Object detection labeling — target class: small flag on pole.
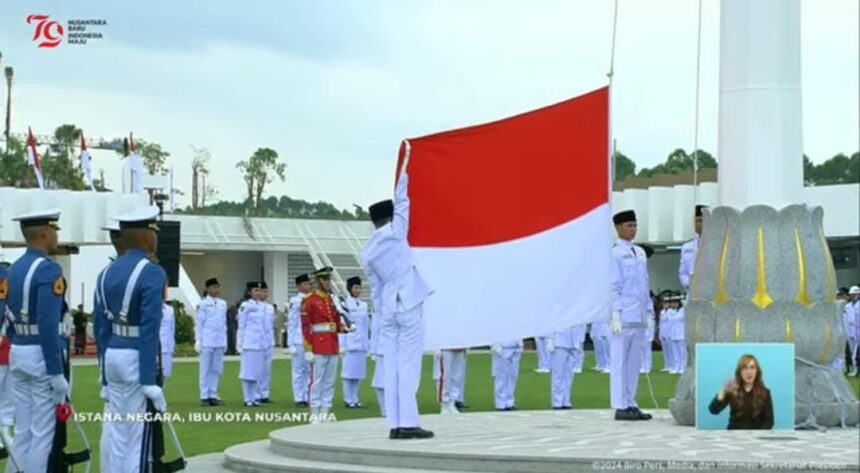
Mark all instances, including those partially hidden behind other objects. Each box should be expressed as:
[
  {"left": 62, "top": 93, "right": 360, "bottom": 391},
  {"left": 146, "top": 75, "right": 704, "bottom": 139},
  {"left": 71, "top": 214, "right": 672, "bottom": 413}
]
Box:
[
  {"left": 168, "top": 166, "right": 175, "bottom": 211},
  {"left": 80, "top": 132, "right": 95, "bottom": 191},
  {"left": 26, "top": 127, "right": 45, "bottom": 189}
]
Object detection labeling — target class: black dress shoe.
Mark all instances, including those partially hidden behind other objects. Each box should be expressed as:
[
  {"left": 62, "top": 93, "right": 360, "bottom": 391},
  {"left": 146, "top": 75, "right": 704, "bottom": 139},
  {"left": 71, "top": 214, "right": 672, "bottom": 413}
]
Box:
[
  {"left": 389, "top": 428, "right": 400, "bottom": 439},
  {"left": 259, "top": 398, "right": 272, "bottom": 404},
  {"left": 614, "top": 408, "right": 640, "bottom": 421},
  {"left": 201, "top": 399, "right": 212, "bottom": 407},
  {"left": 396, "top": 427, "right": 434, "bottom": 439},
  {"left": 295, "top": 401, "right": 309, "bottom": 408},
  {"left": 455, "top": 401, "right": 469, "bottom": 410},
  {"left": 209, "top": 398, "right": 223, "bottom": 406},
  {"left": 507, "top": 406, "right": 518, "bottom": 411},
  {"left": 352, "top": 402, "right": 365, "bottom": 409},
  {"left": 561, "top": 406, "right": 572, "bottom": 410},
  {"left": 630, "top": 407, "right": 652, "bottom": 420}
]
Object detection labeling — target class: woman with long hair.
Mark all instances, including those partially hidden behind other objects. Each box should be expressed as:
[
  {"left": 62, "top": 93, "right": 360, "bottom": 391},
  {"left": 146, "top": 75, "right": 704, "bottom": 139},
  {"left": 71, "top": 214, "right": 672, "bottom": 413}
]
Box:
[{"left": 708, "top": 353, "right": 774, "bottom": 429}]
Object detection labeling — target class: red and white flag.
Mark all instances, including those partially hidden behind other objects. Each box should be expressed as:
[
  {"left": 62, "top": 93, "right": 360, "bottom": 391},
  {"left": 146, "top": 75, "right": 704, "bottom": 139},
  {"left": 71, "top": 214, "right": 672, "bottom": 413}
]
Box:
[
  {"left": 26, "top": 127, "right": 45, "bottom": 189},
  {"left": 80, "top": 132, "right": 95, "bottom": 191},
  {"left": 398, "top": 87, "right": 612, "bottom": 349}
]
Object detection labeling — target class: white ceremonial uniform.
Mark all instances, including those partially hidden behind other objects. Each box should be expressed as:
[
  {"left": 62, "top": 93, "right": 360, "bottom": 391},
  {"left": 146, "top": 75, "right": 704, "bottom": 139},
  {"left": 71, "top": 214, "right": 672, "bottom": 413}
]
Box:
[
  {"left": 671, "top": 306, "right": 687, "bottom": 373},
  {"left": 341, "top": 296, "right": 369, "bottom": 406},
  {"left": 361, "top": 171, "right": 433, "bottom": 430},
  {"left": 369, "top": 310, "right": 385, "bottom": 416},
  {"left": 610, "top": 239, "right": 651, "bottom": 410},
  {"left": 195, "top": 295, "right": 227, "bottom": 401},
  {"left": 258, "top": 302, "right": 276, "bottom": 400},
  {"left": 842, "top": 299, "right": 859, "bottom": 371},
  {"left": 491, "top": 340, "right": 522, "bottom": 410},
  {"left": 550, "top": 327, "right": 579, "bottom": 408},
  {"left": 571, "top": 325, "right": 586, "bottom": 373},
  {"left": 658, "top": 307, "right": 674, "bottom": 372},
  {"left": 160, "top": 303, "right": 175, "bottom": 379},
  {"left": 589, "top": 321, "right": 610, "bottom": 372},
  {"left": 237, "top": 299, "right": 267, "bottom": 404},
  {"left": 535, "top": 334, "right": 551, "bottom": 372},
  {"left": 640, "top": 310, "right": 655, "bottom": 373},
  {"left": 433, "top": 349, "right": 466, "bottom": 408},
  {"left": 287, "top": 293, "right": 310, "bottom": 403},
  {"left": 678, "top": 237, "right": 699, "bottom": 295}
]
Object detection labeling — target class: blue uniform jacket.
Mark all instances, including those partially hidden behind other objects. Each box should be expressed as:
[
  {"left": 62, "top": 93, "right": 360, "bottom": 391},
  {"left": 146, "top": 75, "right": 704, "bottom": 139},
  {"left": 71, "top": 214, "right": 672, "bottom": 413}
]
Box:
[
  {"left": 101, "top": 248, "right": 166, "bottom": 386},
  {"left": 6, "top": 248, "right": 65, "bottom": 376}
]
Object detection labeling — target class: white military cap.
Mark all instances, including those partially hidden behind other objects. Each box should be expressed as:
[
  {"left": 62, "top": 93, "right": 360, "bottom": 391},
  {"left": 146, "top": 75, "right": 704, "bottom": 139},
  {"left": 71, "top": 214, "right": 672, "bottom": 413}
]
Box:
[
  {"left": 113, "top": 206, "right": 160, "bottom": 231},
  {"left": 12, "top": 208, "right": 61, "bottom": 229},
  {"left": 850, "top": 286, "right": 860, "bottom": 295},
  {"left": 101, "top": 220, "right": 121, "bottom": 232}
]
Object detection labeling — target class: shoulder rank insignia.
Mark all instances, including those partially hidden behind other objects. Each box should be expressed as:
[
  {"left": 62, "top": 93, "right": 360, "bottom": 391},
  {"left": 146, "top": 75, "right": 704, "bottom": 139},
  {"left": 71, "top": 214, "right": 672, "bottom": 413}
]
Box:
[
  {"left": 53, "top": 276, "right": 66, "bottom": 296},
  {"left": 0, "top": 278, "right": 7, "bottom": 300}
]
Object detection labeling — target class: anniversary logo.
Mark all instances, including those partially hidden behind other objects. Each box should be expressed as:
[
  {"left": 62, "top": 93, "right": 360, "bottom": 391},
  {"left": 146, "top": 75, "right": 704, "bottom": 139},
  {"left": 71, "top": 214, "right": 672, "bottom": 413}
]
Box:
[{"left": 27, "top": 14, "right": 107, "bottom": 48}]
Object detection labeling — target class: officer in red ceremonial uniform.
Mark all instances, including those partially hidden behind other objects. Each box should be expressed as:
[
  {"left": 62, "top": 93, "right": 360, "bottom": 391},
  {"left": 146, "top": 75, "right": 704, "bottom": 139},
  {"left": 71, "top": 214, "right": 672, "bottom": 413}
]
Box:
[
  {"left": 301, "top": 267, "right": 353, "bottom": 422},
  {"left": 0, "top": 261, "right": 13, "bottom": 444}
]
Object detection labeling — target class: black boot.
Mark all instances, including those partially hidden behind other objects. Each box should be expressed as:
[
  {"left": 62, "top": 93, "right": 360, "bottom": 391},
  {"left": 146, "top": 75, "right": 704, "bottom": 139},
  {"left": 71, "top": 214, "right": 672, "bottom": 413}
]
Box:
[
  {"left": 396, "top": 427, "right": 435, "bottom": 439},
  {"left": 388, "top": 428, "right": 400, "bottom": 439},
  {"left": 614, "top": 408, "right": 640, "bottom": 421}
]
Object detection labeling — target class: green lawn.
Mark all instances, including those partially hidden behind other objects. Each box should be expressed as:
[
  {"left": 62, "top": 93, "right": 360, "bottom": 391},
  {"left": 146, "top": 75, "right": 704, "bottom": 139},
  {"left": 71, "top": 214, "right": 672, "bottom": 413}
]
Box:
[{"left": 2, "top": 352, "right": 859, "bottom": 471}]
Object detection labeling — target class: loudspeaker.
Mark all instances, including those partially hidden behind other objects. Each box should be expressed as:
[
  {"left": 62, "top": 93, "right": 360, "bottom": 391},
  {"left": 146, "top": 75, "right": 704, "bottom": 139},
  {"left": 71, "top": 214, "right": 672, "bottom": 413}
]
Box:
[{"left": 156, "top": 220, "right": 181, "bottom": 287}]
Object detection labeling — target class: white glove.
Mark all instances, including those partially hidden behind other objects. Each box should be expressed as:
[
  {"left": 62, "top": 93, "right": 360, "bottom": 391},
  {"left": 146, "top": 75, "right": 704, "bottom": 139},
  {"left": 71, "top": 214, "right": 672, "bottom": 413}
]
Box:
[
  {"left": 369, "top": 353, "right": 376, "bottom": 361},
  {"left": 339, "top": 345, "right": 346, "bottom": 356},
  {"left": 194, "top": 341, "right": 201, "bottom": 353},
  {"left": 142, "top": 385, "right": 167, "bottom": 412},
  {"left": 546, "top": 339, "right": 556, "bottom": 353},
  {"left": 491, "top": 344, "right": 502, "bottom": 355},
  {"left": 304, "top": 351, "right": 315, "bottom": 362},
  {"left": 50, "top": 375, "right": 69, "bottom": 405},
  {"left": 346, "top": 324, "right": 357, "bottom": 333},
  {"left": 237, "top": 346, "right": 243, "bottom": 355},
  {"left": 288, "top": 345, "right": 297, "bottom": 355},
  {"left": 100, "top": 386, "right": 109, "bottom": 401},
  {"left": 610, "top": 311, "right": 622, "bottom": 335}
]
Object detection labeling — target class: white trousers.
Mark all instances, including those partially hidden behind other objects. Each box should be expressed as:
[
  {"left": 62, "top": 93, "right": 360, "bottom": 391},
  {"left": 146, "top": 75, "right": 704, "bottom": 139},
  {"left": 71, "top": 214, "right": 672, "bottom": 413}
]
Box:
[
  {"left": 199, "top": 347, "right": 225, "bottom": 400},
  {"left": 104, "top": 348, "right": 148, "bottom": 473},
  {"left": 372, "top": 355, "right": 385, "bottom": 416},
  {"left": 572, "top": 346, "right": 585, "bottom": 371},
  {"left": 535, "top": 337, "right": 550, "bottom": 371},
  {"left": 161, "top": 352, "right": 173, "bottom": 379},
  {"left": 609, "top": 327, "right": 644, "bottom": 410},
  {"left": 259, "top": 347, "right": 274, "bottom": 399},
  {"left": 381, "top": 304, "right": 424, "bottom": 429},
  {"left": 435, "top": 350, "right": 465, "bottom": 403},
  {"left": 290, "top": 344, "right": 310, "bottom": 403},
  {"left": 99, "top": 391, "right": 116, "bottom": 473},
  {"left": 640, "top": 329, "right": 653, "bottom": 372},
  {"left": 491, "top": 350, "right": 520, "bottom": 409},
  {"left": 550, "top": 348, "right": 575, "bottom": 408},
  {"left": 660, "top": 334, "right": 674, "bottom": 371},
  {"left": 672, "top": 339, "right": 687, "bottom": 372},
  {"left": 309, "top": 354, "right": 338, "bottom": 409},
  {"left": 7, "top": 345, "right": 54, "bottom": 473},
  {"left": 0, "top": 364, "right": 14, "bottom": 426},
  {"left": 593, "top": 337, "right": 610, "bottom": 370}
]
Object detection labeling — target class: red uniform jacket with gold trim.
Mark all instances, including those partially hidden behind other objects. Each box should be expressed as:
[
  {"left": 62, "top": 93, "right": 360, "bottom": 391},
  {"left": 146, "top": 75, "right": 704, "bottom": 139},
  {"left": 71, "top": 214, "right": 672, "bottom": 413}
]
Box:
[{"left": 301, "top": 290, "right": 344, "bottom": 355}]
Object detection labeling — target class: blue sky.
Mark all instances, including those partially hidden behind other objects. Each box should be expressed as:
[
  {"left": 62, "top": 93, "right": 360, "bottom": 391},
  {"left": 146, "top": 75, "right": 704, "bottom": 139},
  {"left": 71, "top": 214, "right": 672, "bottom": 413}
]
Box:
[{"left": 0, "top": 1, "right": 857, "bottom": 210}]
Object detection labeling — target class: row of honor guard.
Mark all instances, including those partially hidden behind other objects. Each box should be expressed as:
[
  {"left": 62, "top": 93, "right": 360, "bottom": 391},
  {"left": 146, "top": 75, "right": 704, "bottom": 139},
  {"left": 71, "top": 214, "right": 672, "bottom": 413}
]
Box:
[{"left": 0, "top": 206, "right": 183, "bottom": 473}]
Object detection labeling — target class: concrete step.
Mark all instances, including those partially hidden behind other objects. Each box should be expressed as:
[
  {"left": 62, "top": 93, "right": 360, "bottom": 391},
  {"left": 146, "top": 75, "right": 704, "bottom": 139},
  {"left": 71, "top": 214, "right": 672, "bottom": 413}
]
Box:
[{"left": 212, "top": 440, "right": 473, "bottom": 473}]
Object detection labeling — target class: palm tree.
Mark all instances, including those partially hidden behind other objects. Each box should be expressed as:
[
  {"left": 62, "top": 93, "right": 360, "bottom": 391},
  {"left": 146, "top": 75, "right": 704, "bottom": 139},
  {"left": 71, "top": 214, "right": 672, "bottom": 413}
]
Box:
[
  {"left": 54, "top": 124, "right": 82, "bottom": 167},
  {"left": 5, "top": 66, "right": 13, "bottom": 152}
]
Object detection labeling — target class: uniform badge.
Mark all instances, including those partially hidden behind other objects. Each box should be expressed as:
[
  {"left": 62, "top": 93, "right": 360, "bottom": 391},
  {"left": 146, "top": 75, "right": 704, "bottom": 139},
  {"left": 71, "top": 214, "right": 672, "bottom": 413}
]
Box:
[
  {"left": 0, "top": 278, "right": 7, "bottom": 300},
  {"left": 53, "top": 276, "right": 66, "bottom": 296}
]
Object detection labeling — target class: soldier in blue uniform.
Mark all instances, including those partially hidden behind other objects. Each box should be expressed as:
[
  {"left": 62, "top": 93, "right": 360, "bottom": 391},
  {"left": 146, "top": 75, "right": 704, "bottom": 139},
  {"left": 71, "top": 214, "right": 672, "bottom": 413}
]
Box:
[
  {"left": 97, "top": 206, "right": 168, "bottom": 473},
  {"left": 4, "top": 209, "right": 68, "bottom": 473},
  {"left": 93, "top": 218, "right": 127, "bottom": 471}
]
